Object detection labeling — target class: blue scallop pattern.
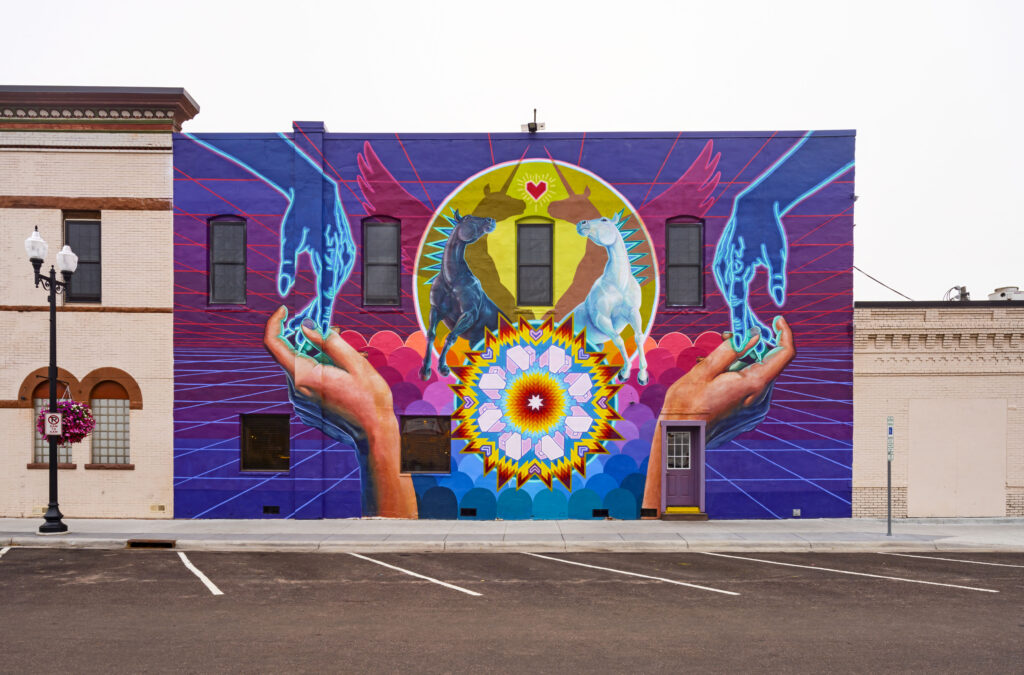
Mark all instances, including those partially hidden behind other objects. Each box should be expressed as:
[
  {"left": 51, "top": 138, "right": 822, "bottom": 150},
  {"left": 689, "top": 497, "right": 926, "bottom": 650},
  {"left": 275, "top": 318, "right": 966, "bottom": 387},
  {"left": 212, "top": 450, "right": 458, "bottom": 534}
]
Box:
[
  {"left": 584, "top": 473, "right": 619, "bottom": 498},
  {"left": 419, "top": 486, "right": 458, "bottom": 519},
  {"left": 532, "top": 490, "right": 569, "bottom": 519},
  {"left": 602, "top": 454, "right": 639, "bottom": 482},
  {"left": 437, "top": 472, "right": 474, "bottom": 501},
  {"left": 621, "top": 472, "right": 647, "bottom": 504},
  {"left": 459, "top": 488, "right": 497, "bottom": 520},
  {"left": 604, "top": 487, "right": 639, "bottom": 519},
  {"left": 496, "top": 490, "right": 532, "bottom": 520},
  {"left": 567, "top": 489, "right": 603, "bottom": 519}
]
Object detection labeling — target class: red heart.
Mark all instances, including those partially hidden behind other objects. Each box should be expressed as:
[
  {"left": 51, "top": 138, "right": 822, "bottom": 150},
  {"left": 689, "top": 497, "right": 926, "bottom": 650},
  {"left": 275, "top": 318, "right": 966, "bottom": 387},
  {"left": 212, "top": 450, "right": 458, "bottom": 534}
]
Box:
[{"left": 525, "top": 180, "right": 547, "bottom": 199}]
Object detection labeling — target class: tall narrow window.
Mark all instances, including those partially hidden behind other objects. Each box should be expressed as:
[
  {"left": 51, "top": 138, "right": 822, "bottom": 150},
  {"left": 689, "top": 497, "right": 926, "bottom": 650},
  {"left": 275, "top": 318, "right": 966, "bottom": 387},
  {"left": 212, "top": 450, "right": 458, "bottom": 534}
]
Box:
[
  {"left": 666, "top": 218, "right": 704, "bottom": 307},
  {"left": 240, "top": 414, "right": 290, "bottom": 472},
  {"left": 517, "top": 220, "right": 553, "bottom": 306},
  {"left": 90, "top": 381, "right": 130, "bottom": 465},
  {"left": 65, "top": 215, "right": 101, "bottom": 303},
  {"left": 209, "top": 218, "right": 247, "bottom": 304},
  {"left": 32, "top": 381, "right": 71, "bottom": 464},
  {"left": 363, "top": 218, "right": 401, "bottom": 306}
]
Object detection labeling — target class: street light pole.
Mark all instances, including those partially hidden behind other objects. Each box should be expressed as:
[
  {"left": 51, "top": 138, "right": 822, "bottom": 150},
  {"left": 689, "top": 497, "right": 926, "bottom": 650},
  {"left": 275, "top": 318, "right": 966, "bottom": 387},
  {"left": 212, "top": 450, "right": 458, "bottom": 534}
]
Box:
[
  {"left": 25, "top": 227, "right": 77, "bottom": 535},
  {"left": 40, "top": 263, "right": 67, "bottom": 534}
]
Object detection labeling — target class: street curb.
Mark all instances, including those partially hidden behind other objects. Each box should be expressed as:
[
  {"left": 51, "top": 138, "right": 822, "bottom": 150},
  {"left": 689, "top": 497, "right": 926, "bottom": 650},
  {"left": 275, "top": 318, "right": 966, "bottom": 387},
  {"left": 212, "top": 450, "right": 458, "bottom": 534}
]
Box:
[{"left": 3, "top": 537, "right": 1023, "bottom": 554}]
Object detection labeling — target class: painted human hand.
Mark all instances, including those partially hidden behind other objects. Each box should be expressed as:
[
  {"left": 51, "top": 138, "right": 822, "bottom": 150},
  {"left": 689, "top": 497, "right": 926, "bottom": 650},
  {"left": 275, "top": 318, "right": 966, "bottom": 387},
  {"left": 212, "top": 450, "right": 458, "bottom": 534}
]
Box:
[
  {"left": 713, "top": 198, "right": 787, "bottom": 356},
  {"left": 263, "top": 306, "right": 416, "bottom": 517},
  {"left": 264, "top": 306, "right": 393, "bottom": 439},
  {"left": 661, "top": 316, "right": 795, "bottom": 436}
]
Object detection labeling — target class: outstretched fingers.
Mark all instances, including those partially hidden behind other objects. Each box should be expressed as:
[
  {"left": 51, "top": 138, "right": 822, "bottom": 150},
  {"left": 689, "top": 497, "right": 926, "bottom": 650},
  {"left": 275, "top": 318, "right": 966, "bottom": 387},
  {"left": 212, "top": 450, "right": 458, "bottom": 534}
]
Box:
[
  {"left": 264, "top": 306, "right": 296, "bottom": 375},
  {"left": 740, "top": 316, "right": 796, "bottom": 391},
  {"left": 300, "top": 324, "right": 366, "bottom": 377},
  {"left": 264, "top": 307, "right": 324, "bottom": 396},
  {"left": 700, "top": 332, "right": 760, "bottom": 379}
]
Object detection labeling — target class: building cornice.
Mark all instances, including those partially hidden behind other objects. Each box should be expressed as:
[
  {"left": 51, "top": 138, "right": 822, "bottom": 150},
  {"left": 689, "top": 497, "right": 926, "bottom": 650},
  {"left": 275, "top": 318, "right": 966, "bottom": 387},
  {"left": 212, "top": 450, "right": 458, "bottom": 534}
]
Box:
[{"left": 0, "top": 86, "right": 199, "bottom": 132}]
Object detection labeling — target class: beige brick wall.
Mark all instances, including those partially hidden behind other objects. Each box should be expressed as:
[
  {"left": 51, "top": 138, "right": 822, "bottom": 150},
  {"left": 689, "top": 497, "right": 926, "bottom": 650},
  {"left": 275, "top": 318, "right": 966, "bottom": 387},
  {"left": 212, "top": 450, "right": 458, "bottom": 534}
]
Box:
[
  {"left": 0, "top": 149, "right": 171, "bottom": 199},
  {"left": 1, "top": 127, "right": 174, "bottom": 519},
  {"left": 854, "top": 305, "right": 1024, "bottom": 518},
  {"left": 852, "top": 487, "right": 907, "bottom": 518},
  {"left": 1, "top": 208, "right": 172, "bottom": 308}
]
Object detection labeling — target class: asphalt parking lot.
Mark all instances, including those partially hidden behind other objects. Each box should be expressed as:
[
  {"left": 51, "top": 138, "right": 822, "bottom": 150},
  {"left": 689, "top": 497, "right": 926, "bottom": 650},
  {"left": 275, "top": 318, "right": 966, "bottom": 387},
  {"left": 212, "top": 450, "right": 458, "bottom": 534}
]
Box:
[{"left": 2, "top": 548, "right": 1023, "bottom": 673}]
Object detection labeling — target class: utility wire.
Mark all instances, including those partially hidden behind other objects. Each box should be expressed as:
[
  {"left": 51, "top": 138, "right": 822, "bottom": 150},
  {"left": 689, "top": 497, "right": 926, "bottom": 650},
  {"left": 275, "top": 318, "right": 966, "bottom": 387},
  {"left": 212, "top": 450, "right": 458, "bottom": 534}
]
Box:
[{"left": 853, "top": 265, "right": 914, "bottom": 301}]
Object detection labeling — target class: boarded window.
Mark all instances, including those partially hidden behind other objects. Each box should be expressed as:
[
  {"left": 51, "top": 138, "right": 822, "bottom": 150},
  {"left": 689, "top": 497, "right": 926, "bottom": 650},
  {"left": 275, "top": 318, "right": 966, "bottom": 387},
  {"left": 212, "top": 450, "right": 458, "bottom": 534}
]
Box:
[
  {"left": 400, "top": 415, "right": 451, "bottom": 473},
  {"left": 90, "top": 380, "right": 130, "bottom": 464},
  {"left": 666, "top": 219, "right": 704, "bottom": 306},
  {"left": 65, "top": 217, "right": 101, "bottom": 302},
  {"left": 363, "top": 218, "right": 401, "bottom": 306},
  {"left": 517, "top": 220, "right": 553, "bottom": 306},
  {"left": 209, "top": 218, "right": 247, "bottom": 304},
  {"left": 240, "top": 414, "right": 290, "bottom": 472}
]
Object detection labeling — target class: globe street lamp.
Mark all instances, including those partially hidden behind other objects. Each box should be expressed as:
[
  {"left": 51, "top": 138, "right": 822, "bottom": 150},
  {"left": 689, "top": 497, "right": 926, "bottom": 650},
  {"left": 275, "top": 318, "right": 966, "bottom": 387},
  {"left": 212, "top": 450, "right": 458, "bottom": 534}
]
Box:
[{"left": 24, "top": 226, "right": 78, "bottom": 534}]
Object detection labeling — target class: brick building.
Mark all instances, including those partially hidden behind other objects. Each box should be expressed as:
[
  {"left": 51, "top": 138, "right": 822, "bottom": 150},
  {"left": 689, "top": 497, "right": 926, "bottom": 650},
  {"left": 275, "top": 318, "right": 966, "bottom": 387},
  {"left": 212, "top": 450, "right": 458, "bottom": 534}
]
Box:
[
  {"left": 0, "top": 86, "right": 197, "bottom": 518},
  {"left": 853, "top": 301, "right": 1024, "bottom": 517}
]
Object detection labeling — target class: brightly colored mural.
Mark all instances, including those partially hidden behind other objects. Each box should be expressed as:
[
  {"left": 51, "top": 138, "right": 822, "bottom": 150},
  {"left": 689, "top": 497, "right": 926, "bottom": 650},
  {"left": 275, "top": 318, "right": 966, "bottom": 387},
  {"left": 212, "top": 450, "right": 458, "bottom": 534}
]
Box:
[{"left": 173, "top": 126, "right": 855, "bottom": 520}]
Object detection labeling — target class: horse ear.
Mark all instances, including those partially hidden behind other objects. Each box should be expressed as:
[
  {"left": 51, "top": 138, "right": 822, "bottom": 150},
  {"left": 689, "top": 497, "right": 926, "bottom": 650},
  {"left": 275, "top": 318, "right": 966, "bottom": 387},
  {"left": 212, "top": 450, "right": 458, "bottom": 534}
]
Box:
[
  {"left": 583, "top": 185, "right": 591, "bottom": 197},
  {"left": 483, "top": 184, "right": 492, "bottom": 195}
]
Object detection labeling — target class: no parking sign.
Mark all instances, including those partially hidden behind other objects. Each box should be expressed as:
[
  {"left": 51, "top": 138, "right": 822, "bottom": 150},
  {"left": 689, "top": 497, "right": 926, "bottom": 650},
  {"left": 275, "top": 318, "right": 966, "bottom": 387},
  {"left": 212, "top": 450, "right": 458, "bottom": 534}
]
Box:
[{"left": 44, "top": 411, "right": 62, "bottom": 436}]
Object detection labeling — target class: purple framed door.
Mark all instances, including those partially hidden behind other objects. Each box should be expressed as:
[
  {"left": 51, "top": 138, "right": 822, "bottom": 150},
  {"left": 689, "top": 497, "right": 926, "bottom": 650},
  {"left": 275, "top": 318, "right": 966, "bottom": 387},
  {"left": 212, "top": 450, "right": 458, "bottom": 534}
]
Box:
[{"left": 660, "top": 421, "right": 705, "bottom": 512}]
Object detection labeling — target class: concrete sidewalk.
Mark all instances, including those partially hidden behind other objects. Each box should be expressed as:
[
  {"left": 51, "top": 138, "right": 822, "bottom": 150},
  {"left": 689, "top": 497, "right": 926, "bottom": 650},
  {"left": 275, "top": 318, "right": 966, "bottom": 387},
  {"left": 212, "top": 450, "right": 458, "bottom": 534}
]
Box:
[{"left": 3, "top": 517, "right": 1024, "bottom": 553}]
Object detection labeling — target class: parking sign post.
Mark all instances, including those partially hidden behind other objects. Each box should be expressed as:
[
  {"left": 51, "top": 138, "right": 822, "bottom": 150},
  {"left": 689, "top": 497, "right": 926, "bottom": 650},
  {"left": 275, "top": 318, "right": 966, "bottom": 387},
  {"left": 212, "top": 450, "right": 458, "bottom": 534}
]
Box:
[{"left": 886, "top": 416, "right": 894, "bottom": 537}]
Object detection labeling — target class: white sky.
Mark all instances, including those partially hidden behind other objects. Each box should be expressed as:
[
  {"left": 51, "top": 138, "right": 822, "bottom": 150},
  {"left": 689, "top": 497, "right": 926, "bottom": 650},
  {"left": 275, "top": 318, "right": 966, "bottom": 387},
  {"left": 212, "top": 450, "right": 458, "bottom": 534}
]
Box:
[{"left": 3, "top": 0, "right": 1021, "bottom": 301}]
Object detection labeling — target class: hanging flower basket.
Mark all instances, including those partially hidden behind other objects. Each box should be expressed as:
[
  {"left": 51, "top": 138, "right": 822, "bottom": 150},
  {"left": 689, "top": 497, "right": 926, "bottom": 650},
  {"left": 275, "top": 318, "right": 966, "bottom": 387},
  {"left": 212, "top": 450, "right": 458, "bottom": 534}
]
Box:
[{"left": 36, "top": 400, "right": 95, "bottom": 445}]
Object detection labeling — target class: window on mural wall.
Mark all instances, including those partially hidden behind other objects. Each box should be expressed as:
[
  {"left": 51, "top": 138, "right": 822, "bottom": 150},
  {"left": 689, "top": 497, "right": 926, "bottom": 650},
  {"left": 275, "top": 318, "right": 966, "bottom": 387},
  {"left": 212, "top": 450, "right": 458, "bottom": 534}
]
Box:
[
  {"left": 399, "top": 415, "right": 451, "bottom": 474},
  {"left": 209, "top": 218, "right": 247, "bottom": 304},
  {"left": 517, "top": 219, "right": 553, "bottom": 306},
  {"left": 363, "top": 218, "right": 401, "bottom": 306},
  {"left": 240, "top": 414, "right": 290, "bottom": 472},
  {"left": 64, "top": 215, "right": 101, "bottom": 303},
  {"left": 665, "top": 218, "right": 704, "bottom": 307}
]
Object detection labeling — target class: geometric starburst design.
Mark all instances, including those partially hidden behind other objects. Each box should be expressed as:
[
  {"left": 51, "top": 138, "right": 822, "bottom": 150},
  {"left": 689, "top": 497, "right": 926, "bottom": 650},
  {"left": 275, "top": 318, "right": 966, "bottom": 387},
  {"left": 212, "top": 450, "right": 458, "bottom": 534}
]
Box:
[{"left": 450, "top": 316, "right": 624, "bottom": 491}]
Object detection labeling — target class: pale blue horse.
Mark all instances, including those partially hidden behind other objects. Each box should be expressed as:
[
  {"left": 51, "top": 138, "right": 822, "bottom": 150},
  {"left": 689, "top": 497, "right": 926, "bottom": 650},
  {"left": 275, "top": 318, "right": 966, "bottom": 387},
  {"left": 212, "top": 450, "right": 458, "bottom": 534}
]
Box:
[{"left": 570, "top": 212, "right": 649, "bottom": 384}]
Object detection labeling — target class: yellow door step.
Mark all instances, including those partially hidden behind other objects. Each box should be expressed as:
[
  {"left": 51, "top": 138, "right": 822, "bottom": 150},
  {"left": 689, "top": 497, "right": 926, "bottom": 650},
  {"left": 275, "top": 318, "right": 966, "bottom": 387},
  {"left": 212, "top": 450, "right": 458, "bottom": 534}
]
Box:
[{"left": 665, "top": 506, "right": 701, "bottom": 514}]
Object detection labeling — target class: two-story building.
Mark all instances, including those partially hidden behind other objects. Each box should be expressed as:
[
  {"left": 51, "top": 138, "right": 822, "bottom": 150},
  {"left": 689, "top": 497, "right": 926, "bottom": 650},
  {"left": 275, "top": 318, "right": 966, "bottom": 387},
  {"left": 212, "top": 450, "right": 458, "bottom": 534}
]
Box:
[{"left": 0, "top": 86, "right": 197, "bottom": 518}]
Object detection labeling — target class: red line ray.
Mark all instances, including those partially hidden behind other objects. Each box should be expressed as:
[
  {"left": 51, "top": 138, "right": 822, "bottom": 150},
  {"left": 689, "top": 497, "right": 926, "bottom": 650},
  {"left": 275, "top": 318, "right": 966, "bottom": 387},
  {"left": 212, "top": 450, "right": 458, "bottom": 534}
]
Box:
[
  {"left": 706, "top": 132, "right": 779, "bottom": 210},
  {"left": 639, "top": 131, "right": 682, "bottom": 208},
  {"left": 394, "top": 133, "right": 436, "bottom": 211},
  {"left": 173, "top": 167, "right": 281, "bottom": 238}
]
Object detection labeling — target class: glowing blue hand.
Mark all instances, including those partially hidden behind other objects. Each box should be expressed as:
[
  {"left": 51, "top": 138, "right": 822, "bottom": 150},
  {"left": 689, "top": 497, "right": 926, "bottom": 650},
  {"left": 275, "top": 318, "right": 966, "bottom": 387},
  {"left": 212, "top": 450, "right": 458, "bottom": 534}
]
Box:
[
  {"left": 713, "top": 131, "right": 855, "bottom": 355},
  {"left": 185, "top": 133, "right": 357, "bottom": 352}
]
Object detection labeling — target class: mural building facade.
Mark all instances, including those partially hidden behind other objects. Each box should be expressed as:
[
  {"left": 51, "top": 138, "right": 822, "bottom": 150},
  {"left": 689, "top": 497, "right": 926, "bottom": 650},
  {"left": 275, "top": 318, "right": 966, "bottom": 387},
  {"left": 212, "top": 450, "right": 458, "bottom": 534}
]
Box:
[{"left": 172, "top": 124, "right": 856, "bottom": 520}]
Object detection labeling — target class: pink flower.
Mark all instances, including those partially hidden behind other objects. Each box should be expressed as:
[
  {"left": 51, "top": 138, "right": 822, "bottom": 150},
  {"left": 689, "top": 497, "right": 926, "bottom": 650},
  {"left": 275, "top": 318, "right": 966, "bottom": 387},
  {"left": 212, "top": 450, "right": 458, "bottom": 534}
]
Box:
[{"left": 36, "top": 399, "right": 95, "bottom": 445}]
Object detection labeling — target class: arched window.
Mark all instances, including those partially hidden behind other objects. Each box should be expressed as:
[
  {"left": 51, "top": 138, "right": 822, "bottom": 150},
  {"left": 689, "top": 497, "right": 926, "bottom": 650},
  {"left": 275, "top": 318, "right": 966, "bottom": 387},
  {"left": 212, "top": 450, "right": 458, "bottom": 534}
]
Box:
[
  {"left": 32, "top": 380, "right": 72, "bottom": 464},
  {"left": 90, "top": 380, "right": 130, "bottom": 465}
]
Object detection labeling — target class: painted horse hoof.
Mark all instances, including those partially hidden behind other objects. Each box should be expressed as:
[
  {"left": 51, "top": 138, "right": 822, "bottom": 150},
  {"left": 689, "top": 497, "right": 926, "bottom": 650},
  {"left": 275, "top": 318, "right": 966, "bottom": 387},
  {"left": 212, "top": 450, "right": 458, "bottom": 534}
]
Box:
[
  {"left": 419, "top": 366, "right": 432, "bottom": 382},
  {"left": 438, "top": 364, "right": 451, "bottom": 377},
  {"left": 637, "top": 371, "right": 649, "bottom": 386}
]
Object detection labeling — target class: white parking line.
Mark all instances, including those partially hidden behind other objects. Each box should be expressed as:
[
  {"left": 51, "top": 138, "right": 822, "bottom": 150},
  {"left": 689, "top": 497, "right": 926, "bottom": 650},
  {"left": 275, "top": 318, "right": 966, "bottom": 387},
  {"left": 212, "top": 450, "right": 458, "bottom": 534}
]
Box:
[
  {"left": 879, "top": 552, "right": 1024, "bottom": 569},
  {"left": 524, "top": 553, "right": 740, "bottom": 596},
  {"left": 348, "top": 553, "right": 482, "bottom": 597},
  {"left": 701, "top": 552, "right": 999, "bottom": 593},
  {"left": 0, "top": 546, "right": 9, "bottom": 560},
  {"left": 177, "top": 552, "right": 224, "bottom": 596}
]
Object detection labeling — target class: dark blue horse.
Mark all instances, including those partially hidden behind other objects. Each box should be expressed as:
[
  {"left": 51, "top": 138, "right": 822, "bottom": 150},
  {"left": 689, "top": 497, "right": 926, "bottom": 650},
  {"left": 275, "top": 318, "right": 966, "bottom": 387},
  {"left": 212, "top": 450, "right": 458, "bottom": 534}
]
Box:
[{"left": 420, "top": 211, "right": 504, "bottom": 379}]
